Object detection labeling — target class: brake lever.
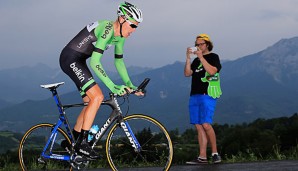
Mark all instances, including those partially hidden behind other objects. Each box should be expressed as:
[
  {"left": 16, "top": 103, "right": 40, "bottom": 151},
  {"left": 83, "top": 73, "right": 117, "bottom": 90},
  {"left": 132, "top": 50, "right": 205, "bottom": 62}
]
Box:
[{"left": 124, "top": 88, "right": 131, "bottom": 95}]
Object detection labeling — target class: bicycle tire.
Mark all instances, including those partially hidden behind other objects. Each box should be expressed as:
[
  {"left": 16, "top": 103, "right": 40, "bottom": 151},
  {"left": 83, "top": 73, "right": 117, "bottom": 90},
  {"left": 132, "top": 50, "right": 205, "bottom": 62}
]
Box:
[
  {"left": 106, "top": 114, "right": 173, "bottom": 171},
  {"left": 18, "top": 123, "right": 72, "bottom": 171}
]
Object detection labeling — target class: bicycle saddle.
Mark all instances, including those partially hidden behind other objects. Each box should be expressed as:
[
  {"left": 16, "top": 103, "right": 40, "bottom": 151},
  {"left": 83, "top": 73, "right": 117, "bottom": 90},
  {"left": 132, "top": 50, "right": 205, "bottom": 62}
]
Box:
[{"left": 40, "top": 82, "right": 65, "bottom": 90}]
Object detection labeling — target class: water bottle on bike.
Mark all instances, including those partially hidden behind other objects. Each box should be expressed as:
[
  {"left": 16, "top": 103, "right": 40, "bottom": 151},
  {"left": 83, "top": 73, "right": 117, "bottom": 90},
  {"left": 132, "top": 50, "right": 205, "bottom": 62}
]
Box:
[{"left": 88, "top": 125, "right": 99, "bottom": 142}]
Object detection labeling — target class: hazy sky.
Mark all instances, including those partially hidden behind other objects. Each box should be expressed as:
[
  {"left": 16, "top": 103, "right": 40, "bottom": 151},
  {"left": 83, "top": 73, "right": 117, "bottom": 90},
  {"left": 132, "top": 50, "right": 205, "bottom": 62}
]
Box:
[{"left": 1, "top": 0, "right": 298, "bottom": 70}]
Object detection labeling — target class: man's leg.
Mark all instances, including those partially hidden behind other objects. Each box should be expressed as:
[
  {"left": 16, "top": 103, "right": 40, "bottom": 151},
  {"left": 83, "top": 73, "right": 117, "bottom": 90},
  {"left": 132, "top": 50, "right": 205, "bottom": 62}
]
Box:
[
  {"left": 196, "top": 124, "right": 208, "bottom": 158},
  {"left": 75, "top": 85, "right": 103, "bottom": 159}
]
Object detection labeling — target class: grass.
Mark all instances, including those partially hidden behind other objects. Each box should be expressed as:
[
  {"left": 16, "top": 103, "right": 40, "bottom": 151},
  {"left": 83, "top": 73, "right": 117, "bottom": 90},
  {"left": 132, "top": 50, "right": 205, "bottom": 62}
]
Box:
[
  {"left": 0, "top": 131, "right": 14, "bottom": 137},
  {"left": 172, "top": 142, "right": 298, "bottom": 165},
  {"left": 224, "top": 144, "right": 298, "bottom": 163}
]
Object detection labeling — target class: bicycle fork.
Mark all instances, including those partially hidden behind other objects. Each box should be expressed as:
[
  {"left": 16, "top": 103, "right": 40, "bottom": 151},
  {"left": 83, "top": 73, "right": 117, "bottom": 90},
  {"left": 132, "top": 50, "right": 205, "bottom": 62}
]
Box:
[{"left": 120, "top": 121, "right": 142, "bottom": 152}]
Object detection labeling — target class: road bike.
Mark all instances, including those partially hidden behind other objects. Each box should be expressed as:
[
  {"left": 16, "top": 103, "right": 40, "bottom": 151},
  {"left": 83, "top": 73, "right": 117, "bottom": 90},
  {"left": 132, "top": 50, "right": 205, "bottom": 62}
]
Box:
[{"left": 18, "top": 78, "right": 173, "bottom": 170}]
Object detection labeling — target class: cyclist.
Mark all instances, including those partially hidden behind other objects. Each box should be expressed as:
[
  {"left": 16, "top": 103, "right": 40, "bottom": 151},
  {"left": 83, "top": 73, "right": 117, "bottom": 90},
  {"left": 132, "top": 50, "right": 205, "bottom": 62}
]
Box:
[{"left": 59, "top": 2, "right": 144, "bottom": 159}]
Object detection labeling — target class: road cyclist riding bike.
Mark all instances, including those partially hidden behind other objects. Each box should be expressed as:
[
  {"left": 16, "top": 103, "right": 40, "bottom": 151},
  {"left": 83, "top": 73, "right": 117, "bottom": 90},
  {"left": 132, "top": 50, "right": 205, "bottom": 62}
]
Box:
[
  {"left": 18, "top": 2, "right": 174, "bottom": 170},
  {"left": 18, "top": 78, "right": 174, "bottom": 170},
  {"left": 59, "top": 1, "right": 143, "bottom": 159}
]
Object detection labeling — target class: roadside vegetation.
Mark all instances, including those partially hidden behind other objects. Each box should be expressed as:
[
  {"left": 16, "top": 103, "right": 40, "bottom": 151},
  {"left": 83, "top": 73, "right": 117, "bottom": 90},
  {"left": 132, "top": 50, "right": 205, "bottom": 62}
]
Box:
[
  {"left": 1, "top": 113, "right": 297, "bottom": 170},
  {"left": 172, "top": 113, "right": 298, "bottom": 164}
]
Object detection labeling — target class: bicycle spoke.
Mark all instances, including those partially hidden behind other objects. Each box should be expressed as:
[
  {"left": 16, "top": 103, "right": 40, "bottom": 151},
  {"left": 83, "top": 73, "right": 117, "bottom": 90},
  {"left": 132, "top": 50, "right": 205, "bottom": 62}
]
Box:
[
  {"left": 139, "top": 134, "right": 154, "bottom": 148},
  {"left": 106, "top": 114, "right": 173, "bottom": 170}
]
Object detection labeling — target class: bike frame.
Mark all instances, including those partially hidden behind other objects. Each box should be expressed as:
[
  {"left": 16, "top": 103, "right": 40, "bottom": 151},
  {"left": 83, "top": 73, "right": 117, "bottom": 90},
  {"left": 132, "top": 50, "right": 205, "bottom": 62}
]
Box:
[
  {"left": 89, "top": 93, "right": 141, "bottom": 151},
  {"left": 40, "top": 86, "right": 141, "bottom": 162}
]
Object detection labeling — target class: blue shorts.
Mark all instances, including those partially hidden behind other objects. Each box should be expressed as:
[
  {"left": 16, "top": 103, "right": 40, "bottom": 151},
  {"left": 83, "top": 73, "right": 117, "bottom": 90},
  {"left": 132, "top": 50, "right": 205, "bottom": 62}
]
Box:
[{"left": 189, "top": 94, "right": 217, "bottom": 124}]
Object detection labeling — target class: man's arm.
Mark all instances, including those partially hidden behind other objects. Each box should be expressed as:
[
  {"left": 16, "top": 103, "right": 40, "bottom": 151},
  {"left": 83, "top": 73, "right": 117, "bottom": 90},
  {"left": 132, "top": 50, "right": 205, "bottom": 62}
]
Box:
[
  {"left": 114, "top": 57, "right": 136, "bottom": 89},
  {"left": 114, "top": 38, "right": 137, "bottom": 90},
  {"left": 185, "top": 48, "right": 193, "bottom": 77},
  {"left": 90, "top": 51, "right": 116, "bottom": 90}
]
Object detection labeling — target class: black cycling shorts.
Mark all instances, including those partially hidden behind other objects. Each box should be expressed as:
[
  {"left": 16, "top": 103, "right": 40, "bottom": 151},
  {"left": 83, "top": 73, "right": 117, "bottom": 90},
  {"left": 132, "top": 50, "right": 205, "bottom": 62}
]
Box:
[{"left": 59, "top": 47, "right": 96, "bottom": 97}]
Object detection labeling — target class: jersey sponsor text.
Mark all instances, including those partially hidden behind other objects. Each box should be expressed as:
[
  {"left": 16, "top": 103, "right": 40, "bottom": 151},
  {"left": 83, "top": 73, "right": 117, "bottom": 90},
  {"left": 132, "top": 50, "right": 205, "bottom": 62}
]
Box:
[
  {"left": 77, "top": 34, "right": 93, "bottom": 49},
  {"left": 101, "top": 22, "right": 113, "bottom": 39},
  {"left": 70, "top": 62, "right": 85, "bottom": 83},
  {"left": 96, "top": 65, "right": 107, "bottom": 77}
]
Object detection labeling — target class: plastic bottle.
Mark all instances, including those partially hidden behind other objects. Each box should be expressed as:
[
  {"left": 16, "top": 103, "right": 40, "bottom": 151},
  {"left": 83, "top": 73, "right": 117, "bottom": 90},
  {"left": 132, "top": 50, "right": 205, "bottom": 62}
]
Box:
[{"left": 88, "top": 125, "right": 99, "bottom": 142}]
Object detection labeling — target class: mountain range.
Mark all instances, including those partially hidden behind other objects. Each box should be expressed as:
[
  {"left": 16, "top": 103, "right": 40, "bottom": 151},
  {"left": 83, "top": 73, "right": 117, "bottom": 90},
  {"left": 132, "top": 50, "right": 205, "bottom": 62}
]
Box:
[{"left": 1, "top": 36, "right": 298, "bottom": 132}]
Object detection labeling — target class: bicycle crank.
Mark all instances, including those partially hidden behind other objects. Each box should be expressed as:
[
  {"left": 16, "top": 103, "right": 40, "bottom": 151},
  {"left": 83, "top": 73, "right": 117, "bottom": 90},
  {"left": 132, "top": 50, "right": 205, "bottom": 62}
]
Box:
[{"left": 70, "top": 155, "right": 90, "bottom": 170}]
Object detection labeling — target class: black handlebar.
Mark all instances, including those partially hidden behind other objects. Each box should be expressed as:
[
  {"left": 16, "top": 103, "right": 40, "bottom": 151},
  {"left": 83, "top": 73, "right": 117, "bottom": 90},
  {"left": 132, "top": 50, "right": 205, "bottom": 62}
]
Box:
[
  {"left": 112, "top": 78, "right": 151, "bottom": 97},
  {"left": 137, "top": 78, "right": 150, "bottom": 92}
]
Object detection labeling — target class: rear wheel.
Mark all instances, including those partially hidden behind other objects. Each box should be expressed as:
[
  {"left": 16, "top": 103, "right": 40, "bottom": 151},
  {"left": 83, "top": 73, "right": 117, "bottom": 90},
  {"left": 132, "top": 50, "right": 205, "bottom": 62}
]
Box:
[
  {"left": 18, "top": 123, "right": 72, "bottom": 171},
  {"left": 106, "top": 114, "right": 173, "bottom": 171}
]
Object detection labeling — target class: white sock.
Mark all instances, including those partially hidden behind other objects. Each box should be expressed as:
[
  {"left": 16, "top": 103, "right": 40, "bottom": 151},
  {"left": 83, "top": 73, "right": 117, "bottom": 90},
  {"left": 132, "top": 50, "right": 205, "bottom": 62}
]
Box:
[
  {"left": 198, "top": 156, "right": 207, "bottom": 159},
  {"left": 212, "top": 153, "right": 218, "bottom": 156}
]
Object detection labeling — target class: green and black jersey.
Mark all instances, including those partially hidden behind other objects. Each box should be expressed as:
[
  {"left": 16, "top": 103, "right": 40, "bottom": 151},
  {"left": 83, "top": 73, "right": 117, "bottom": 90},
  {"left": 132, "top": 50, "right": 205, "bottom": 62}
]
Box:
[
  {"left": 60, "top": 20, "right": 133, "bottom": 97},
  {"left": 65, "top": 20, "right": 125, "bottom": 57}
]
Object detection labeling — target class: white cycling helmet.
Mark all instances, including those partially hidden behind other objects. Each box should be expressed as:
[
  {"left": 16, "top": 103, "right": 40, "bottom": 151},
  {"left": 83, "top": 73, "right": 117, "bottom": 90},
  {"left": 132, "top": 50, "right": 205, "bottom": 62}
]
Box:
[{"left": 117, "top": 2, "right": 143, "bottom": 23}]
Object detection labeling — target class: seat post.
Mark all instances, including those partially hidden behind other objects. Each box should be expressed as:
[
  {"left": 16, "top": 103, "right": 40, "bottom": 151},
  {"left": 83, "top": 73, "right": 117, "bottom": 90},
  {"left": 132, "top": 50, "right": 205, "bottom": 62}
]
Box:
[{"left": 50, "top": 88, "right": 64, "bottom": 115}]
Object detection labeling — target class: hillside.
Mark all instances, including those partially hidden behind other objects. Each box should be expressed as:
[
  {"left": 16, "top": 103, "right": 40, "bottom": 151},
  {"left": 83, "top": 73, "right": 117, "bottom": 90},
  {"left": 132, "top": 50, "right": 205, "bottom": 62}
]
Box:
[
  {"left": 0, "top": 63, "right": 74, "bottom": 104},
  {"left": 219, "top": 37, "right": 298, "bottom": 123}
]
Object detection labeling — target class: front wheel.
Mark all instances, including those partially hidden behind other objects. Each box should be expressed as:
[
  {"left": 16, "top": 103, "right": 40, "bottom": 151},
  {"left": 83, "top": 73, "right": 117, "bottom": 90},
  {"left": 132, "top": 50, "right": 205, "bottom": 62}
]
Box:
[
  {"left": 18, "top": 123, "right": 72, "bottom": 171},
  {"left": 106, "top": 114, "right": 173, "bottom": 171}
]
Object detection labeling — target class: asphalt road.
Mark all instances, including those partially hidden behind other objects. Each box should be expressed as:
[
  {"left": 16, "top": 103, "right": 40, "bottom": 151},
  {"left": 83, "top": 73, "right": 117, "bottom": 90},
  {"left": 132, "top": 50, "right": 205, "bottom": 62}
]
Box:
[{"left": 92, "top": 160, "right": 298, "bottom": 171}]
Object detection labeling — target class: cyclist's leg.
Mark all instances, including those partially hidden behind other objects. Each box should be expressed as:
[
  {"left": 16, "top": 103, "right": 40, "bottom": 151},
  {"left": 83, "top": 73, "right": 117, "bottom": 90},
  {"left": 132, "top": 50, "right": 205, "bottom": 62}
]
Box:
[
  {"left": 75, "top": 85, "right": 103, "bottom": 159},
  {"left": 59, "top": 47, "right": 101, "bottom": 159},
  {"left": 60, "top": 47, "right": 104, "bottom": 128},
  {"left": 81, "top": 85, "right": 104, "bottom": 130},
  {"left": 67, "top": 64, "right": 104, "bottom": 159},
  {"left": 73, "top": 96, "right": 89, "bottom": 132}
]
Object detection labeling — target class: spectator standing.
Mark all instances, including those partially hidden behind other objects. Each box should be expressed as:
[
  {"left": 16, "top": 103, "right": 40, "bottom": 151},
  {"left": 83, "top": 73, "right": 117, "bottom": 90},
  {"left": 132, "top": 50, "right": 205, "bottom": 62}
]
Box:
[{"left": 184, "top": 34, "right": 222, "bottom": 164}]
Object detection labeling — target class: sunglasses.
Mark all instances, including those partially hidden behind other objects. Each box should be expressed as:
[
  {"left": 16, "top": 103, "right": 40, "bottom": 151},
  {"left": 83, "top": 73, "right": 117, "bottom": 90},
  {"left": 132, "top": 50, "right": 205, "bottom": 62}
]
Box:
[
  {"left": 195, "top": 43, "right": 206, "bottom": 46},
  {"left": 126, "top": 19, "right": 138, "bottom": 28}
]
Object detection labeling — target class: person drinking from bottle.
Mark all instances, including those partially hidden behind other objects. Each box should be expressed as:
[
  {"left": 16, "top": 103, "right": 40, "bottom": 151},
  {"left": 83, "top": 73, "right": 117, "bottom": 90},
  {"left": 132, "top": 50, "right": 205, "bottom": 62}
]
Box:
[
  {"left": 59, "top": 2, "right": 144, "bottom": 159},
  {"left": 184, "top": 34, "right": 222, "bottom": 164}
]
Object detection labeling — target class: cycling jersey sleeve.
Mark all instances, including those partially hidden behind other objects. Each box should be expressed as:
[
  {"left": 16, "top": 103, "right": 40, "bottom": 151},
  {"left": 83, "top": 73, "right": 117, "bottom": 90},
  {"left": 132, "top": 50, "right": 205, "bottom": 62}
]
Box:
[
  {"left": 90, "top": 21, "right": 116, "bottom": 91},
  {"left": 112, "top": 38, "right": 135, "bottom": 89},
  {"left": 114, "top": 58, "right": 136, "bottom": 90},
  {"left": 90, "top": 53, "right": 115, "bottom": 90},
  {"left": 114, "top": 36, "right": 125, "bottom": 55}
]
